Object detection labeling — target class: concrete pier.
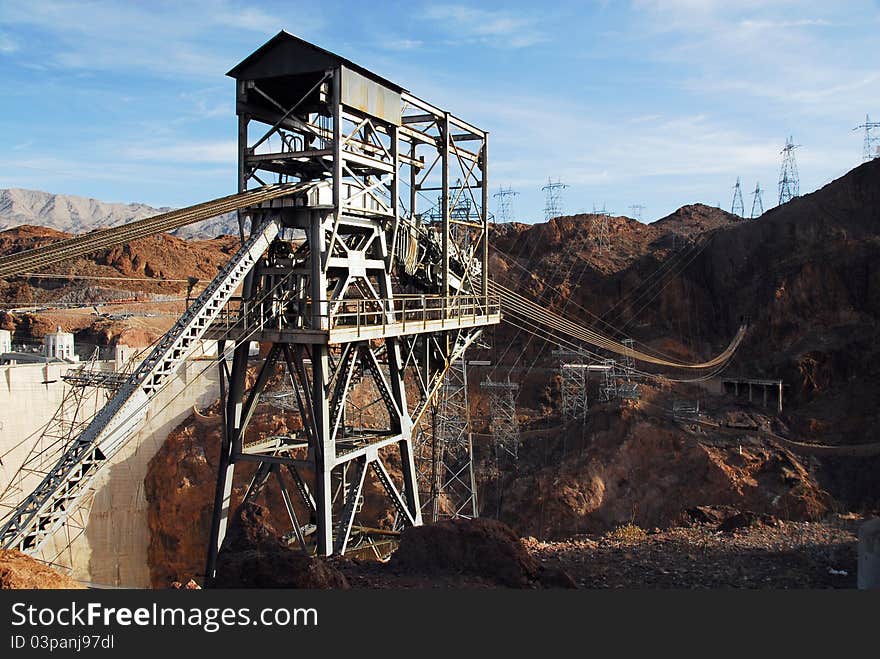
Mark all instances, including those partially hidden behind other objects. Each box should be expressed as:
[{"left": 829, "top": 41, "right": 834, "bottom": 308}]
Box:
[{"left": 858, "top": 517, "right": 880, "bottom": 589}]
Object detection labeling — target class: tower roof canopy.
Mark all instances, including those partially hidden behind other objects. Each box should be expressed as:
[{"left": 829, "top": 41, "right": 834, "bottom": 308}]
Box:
[{"left": 227, "top": 30, "right": 404, "bottom": 93}]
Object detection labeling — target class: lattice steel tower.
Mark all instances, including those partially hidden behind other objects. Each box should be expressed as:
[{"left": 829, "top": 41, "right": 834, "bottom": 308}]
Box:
[
  {"left": 778, "top": 136, "right": 801, "bottom": 205},
  {"left": 731, "top": 177, "right": 744, "bottom": 217},
  {"left": 629, "top": 204, "right": 646, "bottom": 222},
  {"left": 542, "top": 177, "right": 567, "bottom": 221},
  {"left": 553, "top": 349, "right": 588, "bottom": 420},
  {"left": 854, "top": 114, "right": 880, "bottom": 162},
  {"left": 482, "top": 378, "right": 519, "bottom": 464},
  {"left": 750, "top": 182, "right": 764, "bottom": 219},
  {"left": 493, "top": 186, "right": 519, "bottom": 223},
  {"left": 593, "top": 204, "right": 612, "bottom": 253},
  {"left": 418, "top": 358, "right": 480, "bottom": 521}
]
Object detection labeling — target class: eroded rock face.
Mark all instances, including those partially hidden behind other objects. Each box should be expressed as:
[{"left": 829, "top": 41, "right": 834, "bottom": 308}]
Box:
[{"left": 486, "top": 403, "right": 830, "bottom": 540}]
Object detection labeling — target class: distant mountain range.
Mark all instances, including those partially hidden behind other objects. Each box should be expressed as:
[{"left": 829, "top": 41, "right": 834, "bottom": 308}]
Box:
[{"left": 0, "top": 188, "right": 238, "bottom": 239}]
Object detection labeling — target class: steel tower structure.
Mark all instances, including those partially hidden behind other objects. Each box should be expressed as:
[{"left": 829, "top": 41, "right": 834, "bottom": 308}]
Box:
[
  {"left": 778, "top": 136, "right": 801, "bottom": 206},
  {"left": 731, "top": 177, "right": 744, "bottom": 217},
  {"left": 854, "top": 114, "right": 880, "bottom": 162},
  {"left": 750, "top": 182, "right": 763, "bottom": 219},
  {"left": 553, "top": 349, "right": 589, "bottom": 420},
  {"left": 204, "top": 32, "right": 500, "bottom": 576},
  {"left": 482, "top": 378, "right": 519, "bottom": 464},
  {"left": 493, "top": 187, "right": 519, "bottom": 223},
  {"left": 542, "top": 178, "right": 567, "bottom": 221},
  {"left": 425, "top": 358, "right": 480, "bottom": 520},
  {"left": 593, "top": 205, "right": 612, "bottom": 253}
]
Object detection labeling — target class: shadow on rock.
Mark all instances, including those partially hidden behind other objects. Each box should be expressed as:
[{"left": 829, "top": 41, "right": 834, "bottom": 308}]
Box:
[
  {"left": 214, "top": 502, "right": 349, "bottom": 589},
  {"left": 391, "top": 518, "right": 575, "bottom": 588}
]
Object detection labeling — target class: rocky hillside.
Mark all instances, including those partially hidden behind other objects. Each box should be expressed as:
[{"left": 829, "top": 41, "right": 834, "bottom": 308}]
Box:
[
  {"left": 4, "top": 161, "right": 878, "bottom": 587},
  {"left": 489, "top": 157, "right": 880, "bottom": 508},
  {"left": 0, "top": 188, "right": 238, "bottom": 239}
]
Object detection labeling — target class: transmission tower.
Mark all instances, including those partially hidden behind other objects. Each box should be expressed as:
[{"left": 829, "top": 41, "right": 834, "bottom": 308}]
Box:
[
  {"left": 493, "top": 186, "right": 519, "bottom": 223},
  {"left": 731, "top": 177, "right": 745, "bottom": 217},
  {"left": 853, "top": 114, "right": 880, "bottom": 162},
  {"left": 629, "top": 204, "right": 646, "bottom": 222},
  {"left": 542, "top": 177, "right": 568, "bottom": 221},
  {"left": 593, "top": 204, "right": 612, "bottom": 253},
  {"left": 599, "top": 358, "right": 619, "bottom": 402},
  {"left": 553, "top": 349, "right": 589, "bottom": 421},
  {"left": 481, "top": 378, "right": 520, "bottom": 465},
  {"left": 428, "top": 359, "right": 481, "bottom": 521},
  {"left": 618, "top": 338, "right": 639, "bottom": 400},
  {"left": 750, "top": 182, "right": 764, "bottom": 219},
  {"left": 778, "top": 136, "right": 801, "bottom": 206}
]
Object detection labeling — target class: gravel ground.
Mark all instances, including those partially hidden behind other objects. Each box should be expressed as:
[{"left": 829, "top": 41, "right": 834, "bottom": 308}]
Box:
[
  {"left": 522, "top": 514, "right": 862, "bottom": 589},
  {"left": 338, "top": 513, "right": 864, "bottom": 589}
]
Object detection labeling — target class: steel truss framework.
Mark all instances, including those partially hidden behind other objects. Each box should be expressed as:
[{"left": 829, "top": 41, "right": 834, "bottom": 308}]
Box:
[
  {"left": 778, "top": 136, "right": 800, "bottom": 206},
  {"left": 481, "top": 378, "right": 519, "bottom": 465},
  {"left": 593, "top": 206, "right": 612, "bottom": 253},
  {"left": 493, "top": 187, "right": 518, "bottom": 223},
  {"left": 431, "top": 359, "right": 479, "bottom": 521},
  {"left": 542, "top": 178, "right": 567, "bottom": 221},
  {"left": 205, "top": 33, "right": 498, "bottom": 577},
  {"left": 731, "top": 177, "right": 744, "bottom": 217},
  {"left": 553, "top": 349, "right": 589, "bottom": 420},
  {"left": 750, "top": 182, "right": 764, "bottom": 219}
]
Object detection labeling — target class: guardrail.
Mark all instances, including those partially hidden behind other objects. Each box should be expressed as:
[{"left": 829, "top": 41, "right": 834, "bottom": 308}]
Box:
[{"left": 208, "top": 293, "right": 500, "bottom": 337}]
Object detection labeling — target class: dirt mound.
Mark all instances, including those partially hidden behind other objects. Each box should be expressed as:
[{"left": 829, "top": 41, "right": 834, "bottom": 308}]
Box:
[
  {"left": 391, "top": 518, "right": 539, "bottom": 587},
  {"left": 213, "top": 503, "right": 349, "bottom": 589},
  {"left": 0, "top": 550, "right": 85, "bottom": 589}
]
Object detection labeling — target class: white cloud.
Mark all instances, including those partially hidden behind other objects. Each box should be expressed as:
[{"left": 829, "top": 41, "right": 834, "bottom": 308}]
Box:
[
  {"left": 123, "top": 140, "right": 237, "bottom": 164},
  {"left": 422, "top": 4, "right": 547, "bottom": 48},
  {"left": 0, "top": 32, "right": 17, "bottom": 52},
  {"left": 0, "top": 1, "right": 315, "bottom": 78},
  {"left": 213, "top": 6, "right": 280, "bottom": 33}
]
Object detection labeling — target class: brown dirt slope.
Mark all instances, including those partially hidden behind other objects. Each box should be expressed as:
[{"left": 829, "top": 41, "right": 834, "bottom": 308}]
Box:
[{"left": 0, "top": 550, "right": 85, "bottom": 589}]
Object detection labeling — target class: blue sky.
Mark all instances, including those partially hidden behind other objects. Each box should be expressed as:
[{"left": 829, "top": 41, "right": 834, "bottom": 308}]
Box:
[{"left": 0, "top": 0, "right": 878, "bottom": 223}]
